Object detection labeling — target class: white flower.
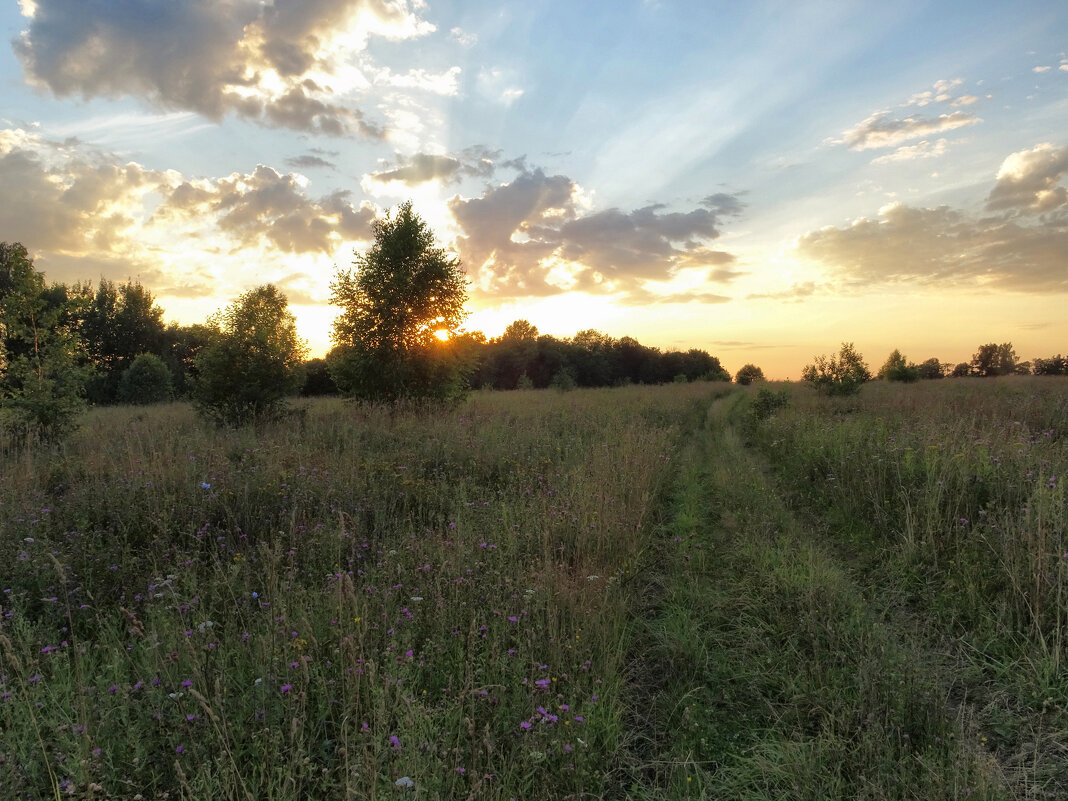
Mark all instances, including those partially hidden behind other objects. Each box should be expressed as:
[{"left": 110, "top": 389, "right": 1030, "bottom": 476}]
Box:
[{"left": 395, "top": 776, "right": 415, "bottom": 789}]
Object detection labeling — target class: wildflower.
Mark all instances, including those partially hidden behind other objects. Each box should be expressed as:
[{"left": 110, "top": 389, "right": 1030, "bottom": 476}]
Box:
[
  {"left": 390, "top": 735, "right": 401, "bottom": 749},
  {"left": 395, "top": 777, "right": 414, "bottom": 789},
  {"left": 175, "top": 745, "right": 184, "bottom": 754},
  {"left": 201, "top": 482, "right": 210, "bottom": 489},
  {"left": 281, "top": 684, "right": 292, "bottom": 693},
  {"left": 520, "top": 721, "right": 531, "bottom": 730}
]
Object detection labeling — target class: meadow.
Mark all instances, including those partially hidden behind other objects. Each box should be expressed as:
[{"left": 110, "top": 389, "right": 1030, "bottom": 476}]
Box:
[{"left": 1, "top": 377, "right": 1066, "bottom": 800}]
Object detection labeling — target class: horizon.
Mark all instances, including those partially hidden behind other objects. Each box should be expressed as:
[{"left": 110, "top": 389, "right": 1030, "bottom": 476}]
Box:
[{"left": 1, "top": 1, "right": 1066, "bottom": 381}]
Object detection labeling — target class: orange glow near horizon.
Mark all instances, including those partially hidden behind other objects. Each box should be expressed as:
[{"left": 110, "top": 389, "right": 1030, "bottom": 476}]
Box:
[{"left": 434, "top": 329, "right": 450, "bottom": 342}]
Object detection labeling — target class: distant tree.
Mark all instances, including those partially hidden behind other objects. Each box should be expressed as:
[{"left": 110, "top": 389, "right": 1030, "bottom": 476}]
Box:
[
  {"left": 916, "top": 358, "right": 945, "bottom": 380},
  {"left": 877, "top": 349, "right": 919, "bottom": 382},
  {"left": 1033, "top": 355, "right": 1067, "bottom": 376},
  {"left": 951, "top": 362, "right": 971, "bottom": 377},
  {"left": 329, "top": 202, "right": 470, "bottom": 402},
  {"left": 0, "top": 242, "right": 87, "bottom": 441},
  {"left": 117, "top": 353, "right": 173, "bottom": 405},
  {"left": 801, "top": 342, "right": 871, "bottom": 396},
  {"left": 193, "top": 285, "right": 307, "bottom": 426},
  {"left": 502, "top": 319, "right": 539, "bottom": 342},
  {"left": 301, "top": 358, "right": 339, "bottom": 396},
  {"left": 971, "top": 342, "right": 1017, "bottom": 377},
  {"left": 81, "top": 279, "right": 167, "bottom": 402},
  {"left": 735, "top": 363, "right": 765, "bottom": 385}
]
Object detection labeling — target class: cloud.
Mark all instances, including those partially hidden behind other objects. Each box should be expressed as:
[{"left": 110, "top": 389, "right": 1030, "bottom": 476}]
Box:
[
  {"left": 448, "top": 167, "right": 743, "bottom": 300},
  {"left": 906, "top": 78, "right": 963, "bottom": 107},
  {"left": 839, "top": 110, "right": 980, "bottom": 151},
  {"left": 1033, "top": 66, "right": 1051, "bottom": 73},
  {"left": 14, "top": 0, "right": 436, "bottom": 136},
  {"left": 449, "top": 27, "right": 477, "bottom": 47},
  {"left": 796, "top": 186, "right": 1068, "bottom": 292},
  {"left": 745, "top": 281, "right": 819, "bottom": 301},
  {"left": 476, "top": 67, "right": 524, "bottom": 105},
  {"left": 985, "top": 143, "right": 1068, "bottom": 213},
  {"left": 871, "top": 138, "right": 948, "bottom": 164},
  {"left": 286, "top": 154, "right": 338, "bottom": 170},
  {"left": 154, "top": 166, "right": 376, "bottom": 254},
  {"left": 364, "top": 147, "right": 500, "bottom": 188},
  {"left": 0, "top": 128, "right": 376, "bottom": 299},
  {"left": 0, "top": 128, "right": 159, "bottom": 258}
]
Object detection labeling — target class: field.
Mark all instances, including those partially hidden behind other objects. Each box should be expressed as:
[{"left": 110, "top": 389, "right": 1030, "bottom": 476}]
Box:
[{"left": 1, "top": 378, "right": 1066, "bottom": 800}]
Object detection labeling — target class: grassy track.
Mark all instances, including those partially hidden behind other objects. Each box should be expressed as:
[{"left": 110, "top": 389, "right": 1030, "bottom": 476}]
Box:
[{"left": 627, "top": 389, "right": 1032, "bottom": 799}]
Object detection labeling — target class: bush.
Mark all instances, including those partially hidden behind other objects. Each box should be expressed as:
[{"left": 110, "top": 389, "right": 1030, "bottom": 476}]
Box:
[
  {"left": 117, "top": 353, "right": 174, "bottom": 404},
  {"left": 801, "top": 342, "right": 871, "bottom": 396},
  {"left": 750, "top": 387, "right": 789, "bottom": 421}
]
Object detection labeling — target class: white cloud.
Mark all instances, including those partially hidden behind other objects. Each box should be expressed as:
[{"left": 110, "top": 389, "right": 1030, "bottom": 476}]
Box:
[
  {"left": 839, "top": 109, "right": 980, "bottom": 150},
  {"left": 1033, "top": 66, "right": 1051, "bottom": 73},
  {"left": 477, "top": 68, "right": 524, "bottom": 106},
  {"left": 449, "top": 27, "right": 477, "bottom": 47},
  {"left": 870, "top": 138, "right": 948, "bottom": 164}
]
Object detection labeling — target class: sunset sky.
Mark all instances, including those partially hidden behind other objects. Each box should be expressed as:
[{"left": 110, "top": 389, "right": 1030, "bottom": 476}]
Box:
[{"left": 2, "top": 0, "right": 1066, "bottom": 379}]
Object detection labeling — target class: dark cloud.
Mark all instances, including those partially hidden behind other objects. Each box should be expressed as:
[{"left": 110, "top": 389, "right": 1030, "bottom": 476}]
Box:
[
  {"left": 448, "top": 168, "right": 744, "bottom": 300},
  {"left": 285, "top": 154, "right": 337, "bottom": 170},
  {"left": 701, "top": 192, "right": 746, "bottom": 216},
  {"left": 14, "top": 0, "right": 429, "bottom": 135},
  {"left": 366, "top": 147, "right": 500, "bottom": 187}
]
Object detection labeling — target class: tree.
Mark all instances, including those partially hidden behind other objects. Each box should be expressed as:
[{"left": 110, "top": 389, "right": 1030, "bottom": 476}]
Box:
[
  {"left": 0, "top": 243, "right": 87, "bottom": 441},
  {"left": 735, "top": 364, "right": 765, "bottom": 385},
  {"left": 329, "top": 202, "right": 470, "bottom": 402},
  {"left": 1033, "top": 355, "right": 1067, "bottom": 376},
  {"left": 193, "top": 285, "right": 307, "bottom": 426},
  {"left": 951, "top": 362, "right": 971, "bottom": 377},
  {"left": 81, "top": 279, "right": 167, "bottom": 402},
  {"left": 117, "top": 353, "right": 173, "bottom": 404},
  {"left": 877, "top": 349, "right": 919, "bottom": 382},
  {"left": 971, "top": 342, "right": 1017, "bottom": 377},
  {"left": 801, "top": 342, "right": 871, "bottom": 396},
  {"left": 916, "top": 358, "right": 945, "bottom": 380}
]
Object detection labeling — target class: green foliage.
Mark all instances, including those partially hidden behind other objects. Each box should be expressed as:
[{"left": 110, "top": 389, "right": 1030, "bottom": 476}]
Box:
[
  {"left": 801, "top": 342, "right": 872, "bottom": 396},
  {"left": 749, "top": 386, "right": 789, "bottom": 420},
  {"left": 951, "top": 362, "right": 971, "bottom": 377},
  {"left": 81, "top": 279, "right": 167, "bottom": 403},
  {"left": 971, "top": 342, "right": 1018, "bottom": 377},
  {"left": 735, "top": 363, "right": 765, "bottom": 385},
  {"left": 0, "top": 242, "right": 87, "bottom": 442},
  {"left": 300, "top": 357, "right": 339, "bottom": 396},
  {"left": 192, "top": 285, "right": 307, "bottom": 426},
  {"left": 878, "top": 349, "right": 920, "bottom": 382},
  {"left": 329, "top": 202, "right": 470, "bottom": 403},
  {"left": 117, "top": 352, "right": 173, "bottom": 405}
]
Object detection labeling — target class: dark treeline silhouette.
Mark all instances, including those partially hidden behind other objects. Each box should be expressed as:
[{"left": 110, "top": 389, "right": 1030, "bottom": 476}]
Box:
[{"left": 459, "top": 320, "right": 729, "bottom": 391}]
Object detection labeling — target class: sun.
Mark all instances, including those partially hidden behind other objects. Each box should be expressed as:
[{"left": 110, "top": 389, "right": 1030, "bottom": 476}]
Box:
[{"left": 434, "top": 329, "right": 450, "bottom": 342}]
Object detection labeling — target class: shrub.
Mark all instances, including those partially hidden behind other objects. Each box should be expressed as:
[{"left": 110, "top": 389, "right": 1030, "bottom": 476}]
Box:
[{"left": 117, "top": 353, "right": 174, "bottom": 404}]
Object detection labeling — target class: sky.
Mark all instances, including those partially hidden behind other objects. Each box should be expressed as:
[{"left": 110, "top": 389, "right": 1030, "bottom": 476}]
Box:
[{"left": 1, "top": 0, "right": 1066, "bottom": 379}]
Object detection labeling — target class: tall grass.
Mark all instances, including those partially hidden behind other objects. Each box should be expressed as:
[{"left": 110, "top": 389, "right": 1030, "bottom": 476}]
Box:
[
  {"left": 745, "top": 376, "right": 1068, "bottom": 790},
  {"left": 0, "top": 385, "right": 720, "bottom": 800}
]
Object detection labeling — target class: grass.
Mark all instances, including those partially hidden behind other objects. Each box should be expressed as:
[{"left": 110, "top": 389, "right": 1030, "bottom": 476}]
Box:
[
  {"left": 0, "top": 385, "right": 723, "bottom": 799},
  {"left": 2, "top": 376, "right": 1065, "bottom": 799}
]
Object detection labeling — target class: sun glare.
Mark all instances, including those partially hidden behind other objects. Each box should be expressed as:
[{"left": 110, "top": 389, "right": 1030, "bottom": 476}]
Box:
[{"left": 434, "top": 329, "right": 450, "bottom": 341}]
